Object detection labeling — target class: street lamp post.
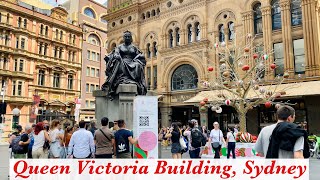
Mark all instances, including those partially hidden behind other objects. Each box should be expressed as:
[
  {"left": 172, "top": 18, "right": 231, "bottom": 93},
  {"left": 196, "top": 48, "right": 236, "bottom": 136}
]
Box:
[
  {"left": 12, "top": 108, "right": 20, "bottom": 130},
  {"left": 0, "top": 81, "right": 5, "bottom": 140}
]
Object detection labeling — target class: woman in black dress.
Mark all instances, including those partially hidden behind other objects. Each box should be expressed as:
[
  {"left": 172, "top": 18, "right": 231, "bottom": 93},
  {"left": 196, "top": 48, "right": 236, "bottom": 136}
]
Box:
[{"left": 165, "top": 123, "right": 182, "bottom": 159}]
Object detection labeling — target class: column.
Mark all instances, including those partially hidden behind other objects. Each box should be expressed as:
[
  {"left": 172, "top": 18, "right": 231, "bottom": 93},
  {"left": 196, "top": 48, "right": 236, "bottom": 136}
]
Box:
[
  {"left": 261, "top": 6, "right": 274, "bottom": 81},
  {"left": 280, "top": 0, "right": 294, "bottom": 78},
  {"left": 192, "top": 26, "right": 196, "bottom": 42},
  {"left": 172, "top": 33, "right": 176, "bottom": 48},
  {"left": 181, "top": 29, "right": 186, "bottom": 45},
  {"left": 160, "top": 106, "right": 172, "bottom": 128},
  {"left": 302, "top": 0, "right": 320, "bottom": 76},
  {"left": 199, "top": 106, "right": 208, "bottom": 127},
  {"left": 161, "top": 35, "right": 165, "bottom": 49},
  {"left": 201, "top": 24, "right": 207, "bottom": 40}
]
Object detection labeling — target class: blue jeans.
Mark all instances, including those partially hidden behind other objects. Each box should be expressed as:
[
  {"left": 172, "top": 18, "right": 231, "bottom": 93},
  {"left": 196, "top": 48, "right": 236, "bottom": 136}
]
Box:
[
  {"left": 227, "top": 142, "right": 236, "bottom": 159},
  {"left": 189, "top": 148, "right": 200, "bottom": 159}
]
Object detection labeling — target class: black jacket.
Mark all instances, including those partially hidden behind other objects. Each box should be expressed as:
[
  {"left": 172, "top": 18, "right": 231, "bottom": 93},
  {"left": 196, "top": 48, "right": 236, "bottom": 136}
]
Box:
[{"left": 266, "top": 122, "right": 310, "bottom": 158}]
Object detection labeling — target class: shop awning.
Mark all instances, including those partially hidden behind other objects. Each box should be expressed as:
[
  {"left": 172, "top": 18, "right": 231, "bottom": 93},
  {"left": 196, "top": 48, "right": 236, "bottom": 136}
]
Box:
[{"left": 184, "top": 81, "right": 320, "bottom": 103}]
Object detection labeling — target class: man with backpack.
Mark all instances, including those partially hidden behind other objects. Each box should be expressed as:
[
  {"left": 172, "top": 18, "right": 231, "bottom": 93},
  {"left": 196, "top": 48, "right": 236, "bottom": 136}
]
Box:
[
  {"left": 94, "top": 117, "right": 115, "bottom": 158},
  {"left": 114, "top": 119, "right": 137, "bottom": 159},
  {"left": 11, "top": 125, "right": 32, "bottom": 159},
  {"left": 183, "top": 120, "right": 206, "bottom": 158}
]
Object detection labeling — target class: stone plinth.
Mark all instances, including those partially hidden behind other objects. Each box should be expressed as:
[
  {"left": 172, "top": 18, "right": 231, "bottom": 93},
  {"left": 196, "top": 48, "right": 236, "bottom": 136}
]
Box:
[{"left": 93, "top": 84, "right": 137, "bottom": 130}]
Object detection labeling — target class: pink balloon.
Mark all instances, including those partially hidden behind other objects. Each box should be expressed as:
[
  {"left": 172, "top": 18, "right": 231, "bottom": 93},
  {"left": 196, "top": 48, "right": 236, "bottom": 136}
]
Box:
[{"left": 138, "top": 131, "right": 157, "bottom": 151}]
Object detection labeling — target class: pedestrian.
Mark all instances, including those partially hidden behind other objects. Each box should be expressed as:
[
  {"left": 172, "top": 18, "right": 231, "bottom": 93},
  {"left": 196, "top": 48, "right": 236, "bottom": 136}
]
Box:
[
  {"left": 94, "top": 117, "right": 115, "bottom": 159},
  {"left": 32, "top": 122, "right": 51, "bottom": 159},
  {"left": 49, "top": 120, "right": 64, "bottom": 158},
  {"left": 165, "top": 123, "right": 182, "bottom": 159},
  {"left": 254, "top": 105, "right": 309, "bottom": 159},
  {"left": 11, "top": 125, "right": 32, "bottom": 159},
  {"left": 89, "top": 121, "right": 97, "bottom": 136},
  {"left": 74, "top": 124, "right": 79, "bottom": 131},
  {"left": 61, "top": 126, "right": 73, "bottom": 159},
  {"left": 209, "top": 122, "right": 226, "bottom": 159},
  {"left": 110, "top": 120, "right": 119, "bottom": 135},
  {"left": 8, "top": 126, "right": 22, "bottom": 158},
  {"left": 202, "top": 126, "right": 210, "bottom": 140},
  {"left": 68, "top": 120, "right": 95, "bottom": 159},
  {"left": 226, "top": 126, "right": 236, "bottom": 159},
  {"left": 114, "top": 119, "right": 137, "bottom": 159},
  {"left": 42, "top": 120, "right": 50, "bottom": 157},
  {"left": 183, "top": 120, "right": 206, "bottom": 159},
  {"left": 27, "top": 124, "right": 36, "bottom": 159}
]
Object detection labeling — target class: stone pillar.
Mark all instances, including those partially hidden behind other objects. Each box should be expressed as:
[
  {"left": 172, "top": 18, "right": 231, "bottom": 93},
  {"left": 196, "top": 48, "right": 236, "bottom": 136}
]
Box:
[
  {"left": 192, "top": 26, "right": 196, "bottom": 42},
  {"left": 261, "top": 6, "right": 274, "bottom": 81},
  {"left": 201, "top": 24, "right": 207, "bottom": 40},
  {"left": 181, "top": 29, "right": 186, "bottom": 45},
  {"left": 302, "top": 0, "right": 320, "bottom": 76},
  {"left": 280, "top": 0, "right": 294, "bottom": 78},
  {"left": 199, "top": 107, "right": 208, "bottom": 128},
  {"left": 93, "top": 84, "right": 137, "bottom": 130},
  {"left": 160, "top": 106, "right": 171, "bottom": 128},
  {"left": 172, "top": 33, "right": 176, "bottom": 48}
]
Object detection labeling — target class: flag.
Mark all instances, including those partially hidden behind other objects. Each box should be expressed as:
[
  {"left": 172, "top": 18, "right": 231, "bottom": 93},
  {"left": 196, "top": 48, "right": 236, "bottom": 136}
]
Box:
[{"left": 30, "top": 95, "right": 40, "bottom": 123}]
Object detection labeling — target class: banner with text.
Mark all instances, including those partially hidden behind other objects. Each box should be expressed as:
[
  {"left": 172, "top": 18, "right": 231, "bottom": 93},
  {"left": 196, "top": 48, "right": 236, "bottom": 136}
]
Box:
[{"left": 10, "top": 159, "right": 309, "bottom": 180}]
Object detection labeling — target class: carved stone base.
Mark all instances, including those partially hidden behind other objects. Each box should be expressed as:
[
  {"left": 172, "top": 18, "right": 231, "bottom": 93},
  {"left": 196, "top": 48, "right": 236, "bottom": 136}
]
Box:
[{"left": 93, "top": 84, "right": 137, "bottom": 130}]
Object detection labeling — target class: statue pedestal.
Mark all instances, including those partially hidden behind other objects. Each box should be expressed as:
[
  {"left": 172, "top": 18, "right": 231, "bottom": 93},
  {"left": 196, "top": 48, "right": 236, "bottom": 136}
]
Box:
[{"left": 93, "top": 84, "right": 137, "bottom": 130}]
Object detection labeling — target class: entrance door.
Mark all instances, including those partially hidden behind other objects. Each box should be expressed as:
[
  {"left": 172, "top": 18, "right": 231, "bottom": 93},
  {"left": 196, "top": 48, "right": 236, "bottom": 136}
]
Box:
[{"left": 172, "top": 106, "right": 199, "bottom": 126}]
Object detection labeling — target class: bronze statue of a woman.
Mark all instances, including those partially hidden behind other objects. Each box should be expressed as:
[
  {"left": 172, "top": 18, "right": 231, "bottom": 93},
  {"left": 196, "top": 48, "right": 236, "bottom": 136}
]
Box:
[{"left": 102, "top": 31, "right": 147, "bottom": 100}]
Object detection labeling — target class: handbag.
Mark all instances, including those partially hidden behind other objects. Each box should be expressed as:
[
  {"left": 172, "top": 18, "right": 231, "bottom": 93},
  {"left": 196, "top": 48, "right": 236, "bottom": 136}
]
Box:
[
  {"left": 179, "top": 136, "right": 187, "bottom": 149},
  {"left": 212, "top": 130, "right": 220, "bottom": 148}
]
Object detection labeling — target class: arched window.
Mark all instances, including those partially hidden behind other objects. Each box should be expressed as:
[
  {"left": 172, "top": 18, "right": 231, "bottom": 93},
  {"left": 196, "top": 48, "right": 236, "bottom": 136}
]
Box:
[
  {"left": 84, "top": 7, "right": 96, "bottom": 19},
  {"left": 271, "top": 0, "right": 281, "bottom": 30},
  {"left": 195, "top": 22, "right": 200, "bottom": 41},
  {"left": 73, "top": 35, "right": 76, "bottom": 44},
  {"left": 291, "top": 0, "right": 302, "bottom": 26},
  {"left": 18, "top": 17, "right": 22, "bottom": 27},
  {"left": 67, "top": 75, "right": 73, "bottom": 90},
  {"left": 187, "top": 24, "right": 192, "bottom": 43},
  {"left": 60, "top": 31, "right": 63, "bottom": 40},
  {"left": 151, "top": 10, "right": 156, "bottom": 16},
  {"left": 169, "top": 30, "right": 173, "bottom": 48},
  {"left": 55, "top": 29, "right": 59, "bottom": 39},
  {"left": 147, "top": 43, "right": 151, "bottom": 58},
  {"left": 142, "top": 13, "right": 146, "bottom": 20},
  {"left": 228, "top": 21, "right": 235, "bottom": 40},
  {"left": 253, "top": 3, "right": 263, "bottom": 34},
  {"left": 23, "top": 19, "right": 27, "bottom": 28},
  {"left": 147, "top": 12, "right": 150, "bottom": 18},
  {"left": 219, "top": 24, "right": 225, "bottom": 42},
  {"left": 45, "top": 26, "right": 48, "bottom": 36},
  {"left": 88, "top": 34, "right": 101, "bottom": 46},
  {"left": 175, "top": 28, "right": 180, "bottom": 46},
  {"left": 7, "top": 13, "right": 10, "bottom": 23},
  {"left": 40, "top": 24, "right": 44, "bottom": 35},
  {"left": 171, "top": 64, "right": 198, "bottom": 91},
  {"left": 157, "top": 8, "right": 160, "bottom": 15},
  {"left": 153, "top": 42, "right": 157, "bottom": 57}
]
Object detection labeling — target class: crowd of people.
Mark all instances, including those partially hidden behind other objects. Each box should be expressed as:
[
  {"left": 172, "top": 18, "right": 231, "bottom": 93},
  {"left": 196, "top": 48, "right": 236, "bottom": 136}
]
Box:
[
  {"left": 8, "top": 118, "right": 137, "bottom": 159},
  {"left": 158, "top": 105, "right": 310, "bottom": 159},
  {"left": 158, "top": 119, "right": 238, "bottom": 159},
  {"left": 8, "top": 105, "right": 310, "bottom": 160}
]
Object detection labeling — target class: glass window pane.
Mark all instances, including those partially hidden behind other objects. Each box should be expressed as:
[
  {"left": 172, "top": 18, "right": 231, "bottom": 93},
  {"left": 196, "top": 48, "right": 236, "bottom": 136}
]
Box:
[
  {"left": 18, "top": 81, "right": 22, "bottom": 96},
  {"left": 86, "top": 67, "right": 90, "bottom": 76},
  {"left": 87, "top": 50, "right": 90, "bottom": 59},
  {"left": 90, "top": 84, "right": 94, "bottom": 92},
  {"left": 91, "top": 68, "right": 95, "bottom": 77},
  {"left": 291, "top": 0, "right": 302, "bottom": 26},
  {"left": 86, "top": 84, "right": 89, "bottom": 92},
  {"left": 294, "top": 39, "right": 305, "bottom": 74},
  {"left": 96, "top": 69, "right": 100, "bottom": 77},
  {"left": 272, "top": 0, "right": 282, "bottom": 30},
  {"left": 171, "top": 64, "right": 198, "bottom": 91},
  {"left": 92, "top": 52, "right": 96, "bottom": 61},
  {"left": 274, "top": 43, "right": 284, "bottom": 75}
]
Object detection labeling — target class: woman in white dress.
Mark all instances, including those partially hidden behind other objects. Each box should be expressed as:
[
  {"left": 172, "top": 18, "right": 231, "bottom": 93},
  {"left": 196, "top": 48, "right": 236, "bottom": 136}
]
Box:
[{"left": 49, "top": 120, "right": 64, "bottom": 158}]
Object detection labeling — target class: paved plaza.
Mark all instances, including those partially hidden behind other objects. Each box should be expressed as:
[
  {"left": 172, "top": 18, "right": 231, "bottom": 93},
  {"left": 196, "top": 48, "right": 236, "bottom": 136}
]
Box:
[{"left": 0, "top": 144, "right": 319, "bottom": 179}]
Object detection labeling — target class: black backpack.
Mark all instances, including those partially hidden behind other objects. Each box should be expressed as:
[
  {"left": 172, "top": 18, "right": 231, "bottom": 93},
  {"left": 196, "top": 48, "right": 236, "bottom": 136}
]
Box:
[
  {"left": 116, "top": 132, "right": 129, "bottom": 154},
  {"left": 11, "top": 135, "right": 24, "bottom": 153},
  {"left": 191, "top": 128, "right": 206, "bottom": 148}
]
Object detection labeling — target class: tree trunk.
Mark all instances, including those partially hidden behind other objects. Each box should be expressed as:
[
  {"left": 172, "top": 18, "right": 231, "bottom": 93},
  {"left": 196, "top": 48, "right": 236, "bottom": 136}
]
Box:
[{"left": 239, "top": 112, "right": 247, "bottom": 132}]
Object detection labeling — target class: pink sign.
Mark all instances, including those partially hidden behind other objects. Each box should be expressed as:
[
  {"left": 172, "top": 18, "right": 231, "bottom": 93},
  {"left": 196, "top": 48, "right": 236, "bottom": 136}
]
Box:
[{"left": 138, "top": 131, "right": 157, "bottom": 151}]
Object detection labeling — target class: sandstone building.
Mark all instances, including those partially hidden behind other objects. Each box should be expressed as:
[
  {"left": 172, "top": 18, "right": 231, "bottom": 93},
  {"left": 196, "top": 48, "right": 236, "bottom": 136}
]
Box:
[
  {"left": 0, "top": 0, "right": 82, "bottom": 133},
  {"left": 104, "top": 0, "right": 320, "bottom": 134}
]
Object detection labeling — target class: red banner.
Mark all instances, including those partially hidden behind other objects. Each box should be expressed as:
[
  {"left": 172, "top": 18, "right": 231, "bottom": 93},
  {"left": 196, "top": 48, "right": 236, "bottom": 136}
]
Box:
[{"left": 30, "top": 95, "right": 40, "bottom": 123}]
